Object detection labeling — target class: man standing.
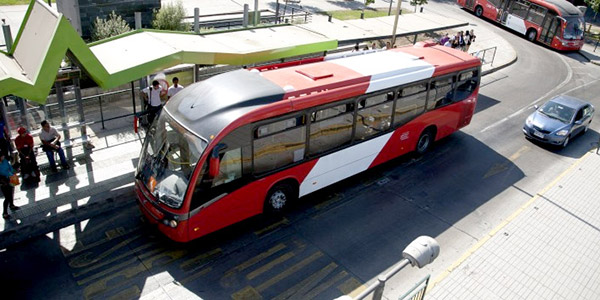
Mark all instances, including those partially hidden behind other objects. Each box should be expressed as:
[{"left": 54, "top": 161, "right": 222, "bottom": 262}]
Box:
[
  {"left": 141, "top": 80, "right": 163, "bottom": 125},
  {"left": 40, "top": 120, "right": 69, "bottom": 172},
  {"left": 167, "top": 77, "right": 184, "bottom": 100}
]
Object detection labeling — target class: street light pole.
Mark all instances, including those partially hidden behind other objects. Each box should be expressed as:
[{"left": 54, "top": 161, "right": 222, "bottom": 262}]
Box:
[{"left": 391, "top": 0, "right": 403, "bottom": 46}]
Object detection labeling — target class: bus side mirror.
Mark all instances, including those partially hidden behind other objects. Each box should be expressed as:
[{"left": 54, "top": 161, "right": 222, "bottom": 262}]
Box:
[{"left": 208, "top": 143, "right": 227, "bottom": 179}]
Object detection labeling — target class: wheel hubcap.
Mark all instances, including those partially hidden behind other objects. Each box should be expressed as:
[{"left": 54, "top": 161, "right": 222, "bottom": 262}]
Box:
[{"left": 270, "top": 190, "right": 287, "bottom": 210}]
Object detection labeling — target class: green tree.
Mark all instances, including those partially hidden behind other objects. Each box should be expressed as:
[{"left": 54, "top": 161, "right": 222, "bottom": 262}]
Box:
[
  {"left": 410, "top": 0, "right": 429, "bottom": 12},
  {"left": 152, "top": 1, "right": 190, "bottom": 31},
  {"left": 362, "top": 0, "right": 376, "bottom": 17},
  {"left": 585, "top": 0, "right": 600, "bottom": 22},
  {"left": 91, "top": 11, "right": 131, "bottom": 41}
]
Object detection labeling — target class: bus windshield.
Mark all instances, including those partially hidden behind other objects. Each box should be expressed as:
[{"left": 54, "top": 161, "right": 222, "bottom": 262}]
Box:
[
  {"left": 137, "top": 111, "right": 207, "bottom": 208},
  {"left": 563, "top": 17, "right": 584, "bottom": 40}
]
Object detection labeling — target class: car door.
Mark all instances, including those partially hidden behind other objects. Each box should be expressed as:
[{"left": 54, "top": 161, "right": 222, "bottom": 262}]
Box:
[{"left": 572, "top": 107, "right": 586, "bottom": 135}]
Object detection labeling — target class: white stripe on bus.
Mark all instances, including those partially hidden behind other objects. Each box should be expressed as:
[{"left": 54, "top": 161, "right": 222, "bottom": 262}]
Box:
[{"left": 299, "top": 132, "right": 393, "bottom": 197}]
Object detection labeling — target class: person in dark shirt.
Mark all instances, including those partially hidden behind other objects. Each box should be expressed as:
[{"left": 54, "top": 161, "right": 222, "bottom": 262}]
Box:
[{"left": 15, "top": 127, "right": 40, "bottom": 182}]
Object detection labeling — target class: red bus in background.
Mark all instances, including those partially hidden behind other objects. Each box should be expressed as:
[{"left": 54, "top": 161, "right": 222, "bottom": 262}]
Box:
[
  {"left": 134, "top": 43, "right": 481, "bottom": 242},
  {"left": 458, "top": 0, "right": 585, "bottom": 50}
]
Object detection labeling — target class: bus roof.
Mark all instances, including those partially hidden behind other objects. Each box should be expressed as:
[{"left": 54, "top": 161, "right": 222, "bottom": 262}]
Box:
[
  {"left": 534, "top": 0, "right": 583, "bottom": 17},
  {"left": 166, "top": 43, "right": 480, "bottom": 142}
]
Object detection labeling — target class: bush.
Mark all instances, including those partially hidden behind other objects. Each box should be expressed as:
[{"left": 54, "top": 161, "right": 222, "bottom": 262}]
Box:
[
  {"left": 152, "top": 1, "right": 190, "bottom": 31},
  {"left": 91, "top": 11, "right": 132, "bottom": 41}
]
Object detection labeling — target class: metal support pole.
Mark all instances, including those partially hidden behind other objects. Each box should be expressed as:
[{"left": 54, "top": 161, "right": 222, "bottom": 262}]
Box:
[
  {"left": 98, "top": 96, "right": 105, "bottom": 130},
  {"left": 55, "top": 81, "right": 70, "bottom": 140},
  {"left": 243, "top": 4, "right": 249, "bottom": 27},
  {"left": 276, "top": 0, "right": 280, "bottom": 24},
  {"left": 372, "top": 277, "right": 386, "bottom": 300},
  {"left": 254, "top": 0, "right": 259, "bottom": 26},
  {"left": 328, "top": 15, "right": 332, "bottom": 22},
  {"left": 391, "top": 0, "right": 402, "bottom": 46},
  {"left": 194, "top": 8, "right": 200, "bottom": 33},
  {"left": 2, "top": 22, "right": 13, "bottom": 53},
  {"left": 194, "top": 64, "right": 199, "bottom": 82},
  {"left": 131, "top": 82, "right": 137, "bottom": 115},
  {"left": 414, "top": 34, "right": 418, "bottom": 44},
  {"left": 73, "top": 77, "right": 87, "bottom": 139},
  {"left": 16, "top": 97, "right": 30, "bottom": 130},
  {"left": 388, "top": 0, "right": 393, "bottom": 15},
  {"left": 135, "top": 12, "right": 142, "bottom": 30}
]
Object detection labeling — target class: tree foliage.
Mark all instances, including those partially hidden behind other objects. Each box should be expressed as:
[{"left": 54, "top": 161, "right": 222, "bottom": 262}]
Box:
[
  {"left": 152, "top": 1, "right": 190, "bottom": 31},
  {"left": 91, "top": 11, "right": 131, "bottom": 41},
  {"left": 410, "top": 0, "right": 429, "bottom": 7},
  {"left": 585, "top": 0, "right": 600, "bottom": 16}
]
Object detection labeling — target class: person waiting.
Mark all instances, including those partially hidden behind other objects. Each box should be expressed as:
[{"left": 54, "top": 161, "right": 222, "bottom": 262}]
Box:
[
  {"left": 15, "top": 127, "right": 40, "bottom": 182},
  {"left": 39, "top": 120, "right": 69, "bottom": 172},
  {"left": 140, "top": 80, "right": 163, "bottom": 125}
]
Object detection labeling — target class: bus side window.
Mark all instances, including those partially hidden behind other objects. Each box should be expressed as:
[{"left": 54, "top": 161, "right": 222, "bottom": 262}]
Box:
[
  {"left": 309, "top": 103, "right": 354, "bottom": 156},
  {"left": 212, "top": 148, "right": 242, "bottom": 187},
  {"left": 394, "top": 83, "right": 427, "bottom": 127},
  {"left": 355, "top": 92, "right": 394, "bottom": 141},
  {"left": 454, "top": 70, "right": 479, "bottom": 102},
  {"left": 429, "top": 76, "right": 456, "bottom": 108},
  {"left": 253, "top": 115, "right": 306, "bottom": 174}
]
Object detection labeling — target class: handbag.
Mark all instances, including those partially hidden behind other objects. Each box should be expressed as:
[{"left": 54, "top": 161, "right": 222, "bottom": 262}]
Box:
[{"left": 9, "top": 174, "right": 20, "bottom": 186}]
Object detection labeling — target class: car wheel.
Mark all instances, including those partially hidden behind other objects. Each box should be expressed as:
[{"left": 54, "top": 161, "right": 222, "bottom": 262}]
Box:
[
  {"left": 416, "top": 129, "right": 434, "bottom": 155},
  {"left": 561, "top": 136, "right": 570, "bottom": 148},
  {"left": 264, "top": 183, "right": 295, "bottom": 214},
  {"left": 475, "top": 6, "right": 483, "bottom": 17}
]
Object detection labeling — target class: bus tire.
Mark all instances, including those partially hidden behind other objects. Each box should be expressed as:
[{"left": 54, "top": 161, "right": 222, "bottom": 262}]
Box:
[
  {"left": 416, "top": 128, "right": 435, "bottom": 155},
  {"left": 526, "top": 29, "right": 537, "bottom": 42},
  {"left": 264, "top": 183, "right": 295, "bottom": 214},
  {"left": 474, "top": 5, "right": 483, "bottom": 17}
]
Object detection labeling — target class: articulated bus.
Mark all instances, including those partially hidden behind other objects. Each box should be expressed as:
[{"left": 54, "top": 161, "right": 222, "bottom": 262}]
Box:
[
  {"left": 135, "top": 42, "right": 481, "bottom": 242},
  {"left": 458, "top": 0, "right": 585, "bottom": 50}
]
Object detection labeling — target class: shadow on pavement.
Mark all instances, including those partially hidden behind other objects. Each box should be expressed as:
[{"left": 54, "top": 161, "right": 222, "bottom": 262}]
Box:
[{"left": 0, "top": 130, "right": 526, "bottom": 299}]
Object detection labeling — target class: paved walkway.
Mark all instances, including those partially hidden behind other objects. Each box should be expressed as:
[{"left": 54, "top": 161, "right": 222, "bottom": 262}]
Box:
[{"left": 429, "top": 148, "right": 600, "bottom": 299}]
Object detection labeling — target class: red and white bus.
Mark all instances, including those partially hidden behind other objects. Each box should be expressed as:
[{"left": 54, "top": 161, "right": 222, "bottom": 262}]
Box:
[
  {"left": 134, "top": 43, "right": 481, "bottom": 242},
  {"left": 458, "top": 0, "right": 585, "bottom": 50}
]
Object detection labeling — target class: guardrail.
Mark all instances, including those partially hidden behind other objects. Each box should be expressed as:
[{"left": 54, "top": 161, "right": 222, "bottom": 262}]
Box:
[
  {"left": 470, "top": 46, "right": 497, "bottom": 66},
  {"left": 183, "top": 7, "right": 312, "bottom": 30},
  {"left": 398, "top": 275, "right": 430, "bottom": 300}
]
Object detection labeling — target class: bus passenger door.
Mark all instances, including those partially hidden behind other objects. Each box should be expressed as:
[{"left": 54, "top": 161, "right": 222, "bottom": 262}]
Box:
[{"left": 540, "top": 16, "right": 560, "bottom": 45}]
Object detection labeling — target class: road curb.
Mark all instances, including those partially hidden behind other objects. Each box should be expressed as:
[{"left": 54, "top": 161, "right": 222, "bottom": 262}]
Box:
[
  {"left": 0, "top": 189, "right": 136, "bottom": 249},
  {"left": 481, "top": 53, "right": 518, "bottom": 77}
]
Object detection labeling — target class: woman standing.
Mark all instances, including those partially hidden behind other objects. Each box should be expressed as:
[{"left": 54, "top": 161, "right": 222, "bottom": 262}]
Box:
[{"left": 0, "top": 153, "right": 18, "bottom": 219}]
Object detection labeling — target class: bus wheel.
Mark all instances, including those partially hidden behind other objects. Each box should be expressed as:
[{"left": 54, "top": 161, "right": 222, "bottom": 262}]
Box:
[
  {"left": 264, "top": 183, "right": 294, "bottom": 214},
  {"left": 526, "top": 29, "right": 537, "bottom": 42},
  {"left": 416, "top": 129, "right": 434, "bottom": 155},
  {"left": 475, "top": 6, "right": 483, "bottom": 17}
]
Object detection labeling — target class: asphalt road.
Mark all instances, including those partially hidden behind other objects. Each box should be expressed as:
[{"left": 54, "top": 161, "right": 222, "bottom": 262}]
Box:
[{"left": 2, "top": 3, "right": 600, "bottom": 300}]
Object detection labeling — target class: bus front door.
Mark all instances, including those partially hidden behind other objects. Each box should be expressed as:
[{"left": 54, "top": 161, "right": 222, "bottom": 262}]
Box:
[{"left": 540, "top": 16, "right": 560, "bottom": 45}]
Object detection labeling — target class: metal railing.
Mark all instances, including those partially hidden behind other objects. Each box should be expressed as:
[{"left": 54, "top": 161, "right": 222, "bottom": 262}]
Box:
[
  {"left": 398, "top": 275, "right": 430, "bottom": 300},
  {"left": 183, "top": 7, "right": 312, "bottom": 30},
  {"left": 584, "top": 31, "right": 599, "bottom": 52},
  {"left": 470, "top": 46, "right": 497, "bottom": 66}
]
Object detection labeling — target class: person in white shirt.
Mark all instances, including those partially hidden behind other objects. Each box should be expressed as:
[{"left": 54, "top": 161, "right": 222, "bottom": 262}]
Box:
[
  {"left": 141, "top": 80, "right": 163, "bottom": 124},
  {"left": 167, "top": 77, "right": 184, "bottom": 100},
  {"left": 39, "top": 120, "right": 69, "bottom": 171}
]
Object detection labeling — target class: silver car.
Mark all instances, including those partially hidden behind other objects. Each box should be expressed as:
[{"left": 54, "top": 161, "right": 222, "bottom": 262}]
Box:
[{"left": 523, "top": 95, "right": 594, "bottom": 148}]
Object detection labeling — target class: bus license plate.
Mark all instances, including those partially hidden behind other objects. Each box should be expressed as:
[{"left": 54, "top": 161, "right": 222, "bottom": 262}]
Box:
[{"left": 533, "top": 130, "right": 544, "bottom": 138}]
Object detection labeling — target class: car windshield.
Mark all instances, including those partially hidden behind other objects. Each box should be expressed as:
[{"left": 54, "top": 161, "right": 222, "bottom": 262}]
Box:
[
  {"left": 539, "top": 100, "right": 575, "bottom": 123},
  {"left": 137, "top": 111, "right": 207, "bottom": 208},
  {"left": 563, "top": 17, "right": 584, "bottom": 40}
]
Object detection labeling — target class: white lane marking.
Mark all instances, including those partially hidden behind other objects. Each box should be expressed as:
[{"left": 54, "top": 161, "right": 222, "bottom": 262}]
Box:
[{"left": 480, "top": 54, "right": 573, "bottom": 133}]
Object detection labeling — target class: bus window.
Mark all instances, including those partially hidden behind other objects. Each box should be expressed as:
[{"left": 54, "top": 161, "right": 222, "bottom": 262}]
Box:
[
  {"left": 394, "top": 83, "right": 427, "bottom": 127},
  {"left": 428, "top": 76, "right": 456, "bottom": 109},
  {"left": 309, "top": 103, "right": 353, "bottom": 156},
  {"left": 526, "top": 4, "right": 546, "bottom": 25},
  {"left": 454, "top": 70, "right": 479, "bottom": 102},
  {"left": 510, "top": 0, "right": 529, "bottom": 19},
  {"left": 253, "top": 116, "right": 306, "bottom": 174},
  {"left": 213, "top": 148, "right": 242, "bottom": 187},
  {"left": 355, "top": 92, "right": 394, "bottom": 141}
]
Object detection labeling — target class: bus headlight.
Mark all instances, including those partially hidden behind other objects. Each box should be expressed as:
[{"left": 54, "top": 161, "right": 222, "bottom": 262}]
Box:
[
  {"left": 556, "top": 129, "right": 568, "bottom": 136},
  {"left": 162, "top": 219, "right": 179, "bottom": 228}
]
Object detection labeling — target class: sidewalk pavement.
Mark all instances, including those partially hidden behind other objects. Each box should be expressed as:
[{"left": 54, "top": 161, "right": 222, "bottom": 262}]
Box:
[
  {"left": 428, "top": 148, "right": 600, "bottom": 300},
  {"left": 580, "top": 41, "right": 600, "bottom": 65}
]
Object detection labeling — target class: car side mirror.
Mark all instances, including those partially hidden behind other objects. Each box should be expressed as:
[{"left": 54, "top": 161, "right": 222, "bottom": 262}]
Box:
[
  {"left": 574, "top": 120, "right": 583, "bottom": 125},
  {"left": 533, "top": 105, "right": 539, "bottom": 110}
]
